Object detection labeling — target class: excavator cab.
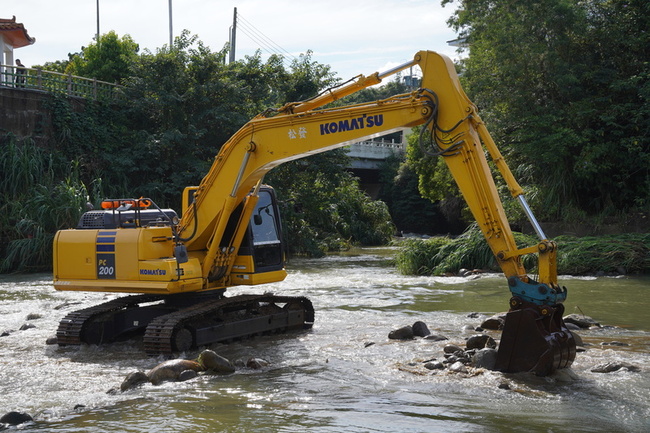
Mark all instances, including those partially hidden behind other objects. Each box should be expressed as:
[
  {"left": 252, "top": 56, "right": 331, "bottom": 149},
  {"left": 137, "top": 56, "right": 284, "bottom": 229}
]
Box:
[{"left": 231, "top": 187, "right": 286, "bottom": 283}]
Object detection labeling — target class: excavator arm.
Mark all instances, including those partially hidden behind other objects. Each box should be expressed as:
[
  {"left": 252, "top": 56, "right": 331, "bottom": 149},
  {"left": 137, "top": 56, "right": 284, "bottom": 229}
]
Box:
[{"left": 53, "top": 51, "right": 575, "bottom": 373}]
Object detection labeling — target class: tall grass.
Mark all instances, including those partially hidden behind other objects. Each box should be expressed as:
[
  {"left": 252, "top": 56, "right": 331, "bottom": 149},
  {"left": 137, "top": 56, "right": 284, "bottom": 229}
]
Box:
[
  {"left": 395, "top": 224, "right": 649, "bottom": 276},
  {"left": 1, "top": 135, "right": 89, "bottom": 272},
  {"left": 555, "top": 233, "right": 650, "bottom": 275}
]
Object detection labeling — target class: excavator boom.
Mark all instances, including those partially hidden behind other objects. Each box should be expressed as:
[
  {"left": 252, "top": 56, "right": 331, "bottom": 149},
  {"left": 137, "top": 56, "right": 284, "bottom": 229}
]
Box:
[{"left": 53, "top": 51, "right": 575, "bottom": 374}]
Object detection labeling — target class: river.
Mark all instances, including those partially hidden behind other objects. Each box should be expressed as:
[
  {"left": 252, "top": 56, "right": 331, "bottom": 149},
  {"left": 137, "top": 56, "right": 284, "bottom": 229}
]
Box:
[{"left": 1, "top": 247, "right": 648, "bottom": 432}]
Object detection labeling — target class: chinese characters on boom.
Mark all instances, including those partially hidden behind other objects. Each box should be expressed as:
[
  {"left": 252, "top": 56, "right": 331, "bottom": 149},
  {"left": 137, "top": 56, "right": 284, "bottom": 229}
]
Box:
[{"left": 288, "top": 127, "right": 308, "bottom": 139}]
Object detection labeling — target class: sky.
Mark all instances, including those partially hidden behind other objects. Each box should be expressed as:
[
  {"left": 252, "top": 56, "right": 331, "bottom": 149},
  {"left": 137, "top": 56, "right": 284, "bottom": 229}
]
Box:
[{"left": 7, "top": 0, "right": 461, "bottom": 81}]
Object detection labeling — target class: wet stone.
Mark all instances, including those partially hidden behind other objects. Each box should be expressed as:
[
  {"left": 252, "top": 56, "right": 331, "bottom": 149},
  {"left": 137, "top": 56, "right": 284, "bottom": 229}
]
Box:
[
  {"left": 424, "top": 361, "right": 445, "bottom": 370},
  {"left": 563, "top": 314, "right": 600, "bottom": 329},
  {"left": 448, "top": 361, "right": 468, "bottom": 373},
  {"left": 443, "top": 344, "right": 463, "bottom": 354},
  {"left": 480, "top": 316, "right": 505, "bottom": 330},
  {"left": 198, "top": 350, "right": 235, "bottom": 374},
  {"left": 389, "top": 325, "right": 414, "bottom": 340},
  {"left": 246, "top": 358, "right": 270, "bottom": 369},
  {"left": 147, "top": 359, "right": 203, "bottom": 385},
  {"left": 472, "top": 348, "right": 498, "bottom": 370},
  {"left": 601, "top": 341, "right": 629, "bottom": 347},
  {"left": 0, "top": 411, "right": 33, "bottom": 426},
  {"left": 121, "top": 371, "right": 148, "bottom": 392},
  {"left": 591, "top": 362, "right": 640, "bottom": 373},
  {"left": 412, "top": 321, "right": 431, "bottom": 337},
  {"left": 423, "top": 334, "right": 448, "bottom": 342},
  {"left": 466, "top": 334, "right": 496, "bottom": 350},
  {"left": 178, "top": 369, "right": 198, "bottom": 381}
]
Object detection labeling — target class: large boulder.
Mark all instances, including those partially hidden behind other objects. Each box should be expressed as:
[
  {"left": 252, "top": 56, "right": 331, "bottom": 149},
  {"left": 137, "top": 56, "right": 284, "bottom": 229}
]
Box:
[
  {"left": 388, "top": 325, "right": 414, "bottom": 340},
  {"left": 0, "top": 411, "right": 33, "bottom": 426},
  {"left": 198, "top": 350, "right": 235, "bottom": 374},
  {"left": 147, "top": 359, "right": 203, "bottom": 386}
]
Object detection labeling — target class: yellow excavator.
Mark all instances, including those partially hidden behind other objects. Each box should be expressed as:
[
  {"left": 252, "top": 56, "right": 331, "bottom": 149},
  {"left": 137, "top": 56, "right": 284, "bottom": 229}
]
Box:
[{"left": 53, "top": 50, "right": 575, "bottom": 376}]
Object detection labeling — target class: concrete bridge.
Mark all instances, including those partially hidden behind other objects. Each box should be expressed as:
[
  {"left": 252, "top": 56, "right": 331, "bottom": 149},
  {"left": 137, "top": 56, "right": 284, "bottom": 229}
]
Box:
[{"left": 345, "top": 134, "right": 406, "bottom": 198}]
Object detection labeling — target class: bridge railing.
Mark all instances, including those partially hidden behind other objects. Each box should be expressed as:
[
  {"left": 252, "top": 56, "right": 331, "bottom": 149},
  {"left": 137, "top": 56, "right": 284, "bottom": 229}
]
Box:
[
  {"left": 0, "top": 64, "right": 124, "bottom": 100},
  {"left": 346, "top": 137, "right": 406, "bottom": 160}
]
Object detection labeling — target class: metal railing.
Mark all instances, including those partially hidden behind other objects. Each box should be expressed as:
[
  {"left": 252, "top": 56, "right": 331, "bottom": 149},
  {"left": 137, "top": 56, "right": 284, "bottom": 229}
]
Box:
[{"left": 0, "top": 65, "right": 124, "bottom": 100}]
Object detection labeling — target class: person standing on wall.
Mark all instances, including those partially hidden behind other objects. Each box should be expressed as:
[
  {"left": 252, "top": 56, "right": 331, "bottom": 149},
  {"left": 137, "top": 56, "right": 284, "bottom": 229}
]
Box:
[{"left": 15, "top": 59, "right": 26, "bottom": 88}]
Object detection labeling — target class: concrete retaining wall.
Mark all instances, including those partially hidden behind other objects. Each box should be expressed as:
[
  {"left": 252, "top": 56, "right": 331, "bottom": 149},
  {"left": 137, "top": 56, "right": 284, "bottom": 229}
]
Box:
[{"left": 0, "top": 87, "right": 52, "bottom": 140}]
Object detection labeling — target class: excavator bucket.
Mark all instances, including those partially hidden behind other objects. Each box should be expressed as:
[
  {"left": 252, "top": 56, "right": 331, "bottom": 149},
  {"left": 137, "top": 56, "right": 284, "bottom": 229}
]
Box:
[{"left": 494, "top": 298, "right": 576, "bottom": 376}]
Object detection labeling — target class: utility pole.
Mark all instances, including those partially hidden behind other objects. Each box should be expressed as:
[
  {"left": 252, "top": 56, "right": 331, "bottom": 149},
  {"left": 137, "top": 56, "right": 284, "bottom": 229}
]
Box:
[
  {"left": 229, "top": 7, "right": 237, "bottom": 63},
  {"left": 96, "top": 0, "right": 100, "bottom": 42},
  {"left": 169, "top": 0, "right": 173, "bottom": 47}
]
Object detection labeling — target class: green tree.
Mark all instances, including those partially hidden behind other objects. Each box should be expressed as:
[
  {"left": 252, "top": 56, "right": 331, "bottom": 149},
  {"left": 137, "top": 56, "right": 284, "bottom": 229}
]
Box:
[
  {"left": 66, "top": 31, "right": 139, "bottom": 83},
  {"left": 441, "top": 0, "right": 650, "bottom": 220}
]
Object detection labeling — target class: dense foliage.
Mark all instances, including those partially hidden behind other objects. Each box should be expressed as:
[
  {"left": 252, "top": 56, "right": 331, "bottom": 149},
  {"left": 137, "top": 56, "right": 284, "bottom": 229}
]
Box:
[
  {"left": 395, "top": 225, "right": 650, "bottom": 276},
  {"left": 429, "top": 0, "right": 650, "bottom": 222},
  {"left": 1, "top": 31, "right": 396, "bottom": 271}
]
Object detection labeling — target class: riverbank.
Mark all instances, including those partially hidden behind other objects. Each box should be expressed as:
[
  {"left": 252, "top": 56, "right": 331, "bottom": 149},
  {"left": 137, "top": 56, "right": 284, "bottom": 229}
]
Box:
[{"left": 394, "top": 226, "right": 650, "bottom": 276}]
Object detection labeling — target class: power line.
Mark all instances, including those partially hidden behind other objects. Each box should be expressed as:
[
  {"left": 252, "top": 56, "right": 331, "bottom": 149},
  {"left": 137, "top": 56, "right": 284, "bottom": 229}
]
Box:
[{"left": 235, "top": 12, "right": 296, "bottom": 64}]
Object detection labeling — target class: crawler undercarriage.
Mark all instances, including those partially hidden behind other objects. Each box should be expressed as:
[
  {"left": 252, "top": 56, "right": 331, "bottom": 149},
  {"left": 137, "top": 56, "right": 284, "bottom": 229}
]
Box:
[{"left": 56, "top": 293, "right": 314, "bottom": 355}]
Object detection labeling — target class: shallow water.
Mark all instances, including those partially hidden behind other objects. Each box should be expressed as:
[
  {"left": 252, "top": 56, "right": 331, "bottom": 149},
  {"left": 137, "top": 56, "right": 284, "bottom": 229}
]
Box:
[{"left": 1, "top": 247, "right": 649, "bottom": 432}]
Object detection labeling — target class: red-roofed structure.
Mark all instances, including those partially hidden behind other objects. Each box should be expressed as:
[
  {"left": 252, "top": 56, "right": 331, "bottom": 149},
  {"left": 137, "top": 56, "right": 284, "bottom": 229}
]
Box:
[
  {"left": 1, "top": 16, "right": 35, "bottom": 48},
  {"left": 1, "top": 16, "right": 35, "bottom": 84}
]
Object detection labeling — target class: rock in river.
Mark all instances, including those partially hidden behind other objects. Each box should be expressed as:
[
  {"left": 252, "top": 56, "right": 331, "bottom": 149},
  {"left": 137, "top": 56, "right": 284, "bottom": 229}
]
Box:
[
  {"left": 147, "top": 359, "right": 204, "bottom": 386},
  {"left": 388, "top": 325, "right": 414, "bottom": 340},
  {"left": 480, "top": 314, "right": 506, "bottom": 330},
  {"left": 591, "top": 362, "right": 640, "bottom": 373},
  {"left": 472, "top": 348, "right": 498, "bottom": 370},
  {"left": 412, "top": 321, "right": 431, "bottom": 337},
  {"left": 198, "top": 349, "right": 235, "bottom": 374},
  {"left": 563, "top": 314, "right": 600, "bottom": 329},
  {"left": 120, "top": 371, "right": 149, "bottom": 392},
  {"left": 0, "top": 411, "right": 33, "bottom": 426},
  {"left": 120, "top": 350, "right": 236, "bottom": 391},
  {"left": 466, "top": 334, "right": 497, "bottom": 350}
]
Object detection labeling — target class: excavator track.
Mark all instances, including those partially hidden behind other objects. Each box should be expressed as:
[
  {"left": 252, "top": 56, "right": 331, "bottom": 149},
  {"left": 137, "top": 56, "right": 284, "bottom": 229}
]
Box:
[
  {"left": 143, "top": 294, "right": 314, "bottom": 355},
  {"left": 56, "top": 294, "right": 166, "bottom": 346},
  {"left": 56, "top": 293, "right": 314, "bottom": 355}
]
